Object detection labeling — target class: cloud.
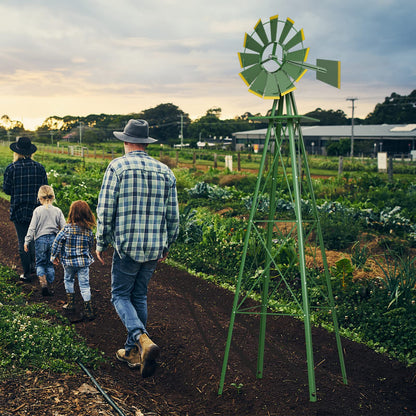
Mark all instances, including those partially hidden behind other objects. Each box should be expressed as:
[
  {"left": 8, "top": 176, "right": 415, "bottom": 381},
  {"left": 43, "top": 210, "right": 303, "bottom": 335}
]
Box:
[{"left": 0, "top": 0, "right": 414, "bottom": 129}]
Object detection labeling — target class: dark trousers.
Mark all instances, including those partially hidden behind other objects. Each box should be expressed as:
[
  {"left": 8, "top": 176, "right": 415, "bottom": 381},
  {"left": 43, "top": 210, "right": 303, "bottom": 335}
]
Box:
[{"left": 13, "top": 221, "right": 35, "bottom": 276}]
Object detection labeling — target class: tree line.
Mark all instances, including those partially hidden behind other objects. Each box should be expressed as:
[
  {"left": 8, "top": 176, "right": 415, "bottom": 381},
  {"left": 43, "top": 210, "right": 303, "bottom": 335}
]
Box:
[{"left": 1, "top": 90, "right": 415, "bottom": 146}]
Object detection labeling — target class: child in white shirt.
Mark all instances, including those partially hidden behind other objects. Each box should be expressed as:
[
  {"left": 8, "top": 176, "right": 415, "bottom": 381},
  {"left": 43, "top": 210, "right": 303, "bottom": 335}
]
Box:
[{"left": 24, "top": 185, "right": 66, "bottom": 296}]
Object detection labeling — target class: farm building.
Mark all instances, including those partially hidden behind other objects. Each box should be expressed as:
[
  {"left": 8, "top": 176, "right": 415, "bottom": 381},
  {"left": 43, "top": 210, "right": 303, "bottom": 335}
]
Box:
[{"left": 232, "top": 124, "right": 416, "bottom": 156}]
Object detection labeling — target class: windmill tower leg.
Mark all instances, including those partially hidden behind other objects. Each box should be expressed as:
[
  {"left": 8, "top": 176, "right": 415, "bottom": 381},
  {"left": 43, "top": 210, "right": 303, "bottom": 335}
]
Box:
[
  {"left": 218, "top": 99, "right": 279, "bottom": 396},
  {"left": 285, "top": 92, "right": 316, "bottom": 401}
]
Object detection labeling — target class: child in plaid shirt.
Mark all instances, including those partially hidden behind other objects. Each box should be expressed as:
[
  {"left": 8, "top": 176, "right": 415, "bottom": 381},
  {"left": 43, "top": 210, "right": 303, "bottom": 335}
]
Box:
[{"left": 51, "top": 200, "right": 96, "bottom": 320}]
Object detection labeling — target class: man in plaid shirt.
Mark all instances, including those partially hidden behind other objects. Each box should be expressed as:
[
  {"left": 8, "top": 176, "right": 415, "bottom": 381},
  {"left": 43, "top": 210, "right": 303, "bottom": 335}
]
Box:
[
  {"left": 96, "top": 119, "right": 179, "bottom": 378},
  {"left": 3, "top": 137, "right": 48, "bottom": 281}
]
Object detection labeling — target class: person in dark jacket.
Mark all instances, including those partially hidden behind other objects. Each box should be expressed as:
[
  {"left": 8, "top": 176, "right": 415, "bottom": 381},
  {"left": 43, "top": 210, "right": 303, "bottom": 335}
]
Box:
[{"left": 3, "top": 136, "right": 48, "bottom": 281}]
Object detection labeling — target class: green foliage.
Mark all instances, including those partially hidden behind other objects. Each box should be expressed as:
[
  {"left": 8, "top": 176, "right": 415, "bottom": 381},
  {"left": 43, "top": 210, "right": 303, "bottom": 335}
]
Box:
[
  {"left": 365, "top": 90, "right": 416, "bottom": 124},
  {"left": 0, "top": 266, "right": 105, "bottom": 378},
  {"left": 186, "top": 181, "right": 232, "bottom": 201},
  {"left": 307, "top": 261, "right": 416, "bottom": 364},
  {"left": 350, "top": 242, "right": 370, "bottom": 269},
  {"left": 326, "top": 138, "right": 351, "bottom": 156},
  {"left": 303, "top": 108, "right": 349, "bottom": 125},
  {"left": 374, "top": 252, "right": 416, "bottom": 308},
  {"left": 2, "top": 144, "right": 416, "bottom": 365},
  {"left": 331, "top": 258, "right": 354, "bottom": 290},
  {"left": 47, "top": 165, "right": 104, "bottom": 216},
  {"left": 318, "top": 208, "right": 363, "bottom": 250}
]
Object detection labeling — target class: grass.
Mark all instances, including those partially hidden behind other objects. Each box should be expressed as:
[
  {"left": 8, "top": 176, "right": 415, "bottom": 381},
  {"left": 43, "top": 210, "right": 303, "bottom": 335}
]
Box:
[{"left": 0, "top": 265, "right": 105, "bottom": 380}]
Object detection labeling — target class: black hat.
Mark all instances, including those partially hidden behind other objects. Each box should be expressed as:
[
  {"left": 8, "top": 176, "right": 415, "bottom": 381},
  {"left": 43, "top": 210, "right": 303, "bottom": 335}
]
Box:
[
  {"left": 113, "top": 119, "right": 157, "bottom": 144},
  {"left": 10, "top": 136, "right": 37, "bottom": 155}
]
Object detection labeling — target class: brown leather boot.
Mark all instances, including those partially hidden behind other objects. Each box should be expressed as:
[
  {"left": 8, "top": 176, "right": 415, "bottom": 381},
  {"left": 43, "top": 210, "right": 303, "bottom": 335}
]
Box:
[
  {"left": 116, "top": 346, "right": 141, "bottom": 368},
  {"left": 63, "top": 293, "right": 75, "bottom": 311},
  {"left": 38, "top": 275, "right": 50, "bottom": 296},
  {"left": 83, "top": 300, "right": 95, "bottom": 321},
  {"left": 137, "top": 333, "right": 160, "bottom": 378}
]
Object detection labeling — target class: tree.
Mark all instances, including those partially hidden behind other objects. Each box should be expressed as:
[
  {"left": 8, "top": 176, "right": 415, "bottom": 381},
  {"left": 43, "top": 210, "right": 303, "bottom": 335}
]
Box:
[
  {"left": 326, "top": 138, "right": 351, "bottom": 156},
  {"left": 138, "top": 103, "right": 190, "bottom": 144},
  {"left": 0, "top": 115, "right": 25, "bottom": 134},
  {"left": 187, "top": 108, "right": 260, "bottom": 141},
  {"left": 303, "top": 108, "right": 349, "bottom": 125},
  {"left": 364, "top": 90, "right": 416, "bottom": 124}
]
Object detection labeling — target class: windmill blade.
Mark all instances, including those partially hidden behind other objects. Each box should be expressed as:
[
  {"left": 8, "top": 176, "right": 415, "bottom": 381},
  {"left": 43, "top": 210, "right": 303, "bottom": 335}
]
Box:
[
  {"left": 284, "top": 29, "right": 304, "bottom": 51},
  {"left": 238, "top": 52, "right": 260, "bottom": 68},
  {"left": 263, "top": 73, "right": 281, "bottom": 98},
  {"left": 273, "top": 70, "right": 295, "bottom": 95},
  {"left": 281, "top": 62, "right": 307, "bottom": 81},
  {"left": 239, "top": 63, "right": 263, "bottom": 86},
  {"left": 278, "top": 18, "right": 294, "bottom": 44},
  {"left": 254, "top": 19, "right": 270, "bottom": 46},
  {"left": 269, "top": 15, "right": 279, "bottom": 42},
  {"left": 316, "top": 59, "right": 341, "bottom": 88},
  {"left": 244, "top": 32, "right": 263, "bottom": 53},
  {"left": 285, "top": 47, "right": 309, "bottom": 63},
  {"left": 249, "top": 69, "right": 269, "bottom": 97}
]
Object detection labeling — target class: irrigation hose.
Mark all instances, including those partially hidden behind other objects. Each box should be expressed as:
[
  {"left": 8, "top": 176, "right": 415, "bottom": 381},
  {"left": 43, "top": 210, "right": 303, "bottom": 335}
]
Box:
[{"left": 77, "top": 361, "right": 127, "bottom": 416}]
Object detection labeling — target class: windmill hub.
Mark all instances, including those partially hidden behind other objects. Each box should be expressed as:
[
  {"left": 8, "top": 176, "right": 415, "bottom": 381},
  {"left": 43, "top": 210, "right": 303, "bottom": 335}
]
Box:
[{"left": 261, "top": 44, "right": 283, "bottom": 73}]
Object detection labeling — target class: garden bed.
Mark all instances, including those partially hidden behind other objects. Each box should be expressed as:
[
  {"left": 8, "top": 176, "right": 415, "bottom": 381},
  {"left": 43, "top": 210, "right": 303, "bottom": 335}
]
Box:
[{"left": 0, "top": 199, "right": 415, "bottom": 415}]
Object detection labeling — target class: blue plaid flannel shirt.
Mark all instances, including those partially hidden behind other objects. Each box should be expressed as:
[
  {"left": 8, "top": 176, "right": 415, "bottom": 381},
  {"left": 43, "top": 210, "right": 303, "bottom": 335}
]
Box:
[
  {"left": 95, "top": 151, "right": 179, "bottom": 262},
  {"left": 3, "top": 158, "right": 48, "bottom": 222},
  {"left": 51, "top": 224, "right": 95, "bottom": 267}
]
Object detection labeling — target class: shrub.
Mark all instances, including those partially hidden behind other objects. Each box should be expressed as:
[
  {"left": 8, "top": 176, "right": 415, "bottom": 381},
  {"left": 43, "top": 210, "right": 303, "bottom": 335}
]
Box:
[{"left": 319, "top": 210, "right": 363, "bottom": 250}]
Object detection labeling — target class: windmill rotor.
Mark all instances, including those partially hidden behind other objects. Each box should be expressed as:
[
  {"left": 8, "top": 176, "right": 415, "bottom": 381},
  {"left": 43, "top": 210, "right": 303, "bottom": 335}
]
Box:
[{"left": 238, "top": 15, "right": 341, "bottom": 98}]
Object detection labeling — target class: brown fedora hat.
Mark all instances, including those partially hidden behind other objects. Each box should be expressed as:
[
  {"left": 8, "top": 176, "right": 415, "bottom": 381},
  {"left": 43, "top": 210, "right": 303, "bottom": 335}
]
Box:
[
  {"left": 10, "top": 136, "right": 37, "bottom": 155},
  {"left": 113, "top": 119, "right": 157, "bottom": 144}
]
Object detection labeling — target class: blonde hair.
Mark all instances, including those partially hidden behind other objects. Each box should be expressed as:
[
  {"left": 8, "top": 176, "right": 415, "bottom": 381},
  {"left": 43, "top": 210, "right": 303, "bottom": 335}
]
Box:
[
  {"left": 67, "top": 200, "right": 96, "bottom": 230},
  {"left": 38, "top": 185, "right": 55, "bottom": 207},
  {"left": 13, "top": 153, "right": 32, "bottom": 162}
]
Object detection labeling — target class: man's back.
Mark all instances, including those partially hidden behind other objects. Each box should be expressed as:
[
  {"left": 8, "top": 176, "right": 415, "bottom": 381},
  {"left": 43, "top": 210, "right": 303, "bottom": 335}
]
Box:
[
  {"left": 96, "top": 150, "right": 179, "bottom": 262},
  {"left": 3, "top": 158, "right": 48, "bottom": 222}
]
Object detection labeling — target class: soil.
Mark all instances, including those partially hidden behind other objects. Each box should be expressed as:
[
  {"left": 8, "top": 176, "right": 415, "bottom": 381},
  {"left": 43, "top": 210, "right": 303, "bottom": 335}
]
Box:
[{"left": 0, "top": 197, "right": 415, "bottom": 416}]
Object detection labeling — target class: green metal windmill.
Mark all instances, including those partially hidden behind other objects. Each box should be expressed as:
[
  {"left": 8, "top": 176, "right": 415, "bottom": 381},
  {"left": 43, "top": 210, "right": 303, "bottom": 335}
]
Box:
[{"left": 218, "top": 14, "right": 347, "bottom": 402}]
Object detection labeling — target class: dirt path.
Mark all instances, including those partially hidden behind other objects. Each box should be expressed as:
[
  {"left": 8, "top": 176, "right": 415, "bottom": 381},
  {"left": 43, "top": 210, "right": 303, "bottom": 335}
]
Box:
[{"left": 0, "top": 197, "right": 415, "bottom": 415}]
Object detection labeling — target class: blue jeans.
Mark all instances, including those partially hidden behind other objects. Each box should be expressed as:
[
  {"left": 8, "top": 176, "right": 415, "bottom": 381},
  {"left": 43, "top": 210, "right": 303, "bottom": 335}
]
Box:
[
  {"left": 63, "top": 265, "right": 91, "bottom": 302},
  {"left": 111, "top": 252, "right": 158, "bottom": 352},
  {"left": 35, "top": 234, "right": 56, "bottom": 284}
]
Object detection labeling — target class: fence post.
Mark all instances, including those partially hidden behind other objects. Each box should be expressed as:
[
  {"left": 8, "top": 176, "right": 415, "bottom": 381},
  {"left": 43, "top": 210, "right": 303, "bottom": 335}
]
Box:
[
  {"left": 214, "top": 153, "right": 217, "bottom": 168},
  {"left": 225, "top": 155, "right": 233, "bottom": 171},
  {"left": 238, "top": 152, "right": 241, "bottom": 171},
  {"left": 176, "top": 150, "right": 179, "bottom": 167},
  {"left": 193, "top": 151, "right": 196, "bottom": 167},
  {"left": 338, "top": 156, "right": 343, "bottom": 175},
  {"left": 388, "top": 156, "right": 393, "bottom": 182}
]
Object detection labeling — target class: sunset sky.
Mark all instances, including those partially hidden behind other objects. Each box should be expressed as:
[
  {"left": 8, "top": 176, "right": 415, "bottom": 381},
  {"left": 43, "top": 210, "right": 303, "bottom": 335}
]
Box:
[{"left": 0, "top": 0, "right": 415, "bottom": 130}]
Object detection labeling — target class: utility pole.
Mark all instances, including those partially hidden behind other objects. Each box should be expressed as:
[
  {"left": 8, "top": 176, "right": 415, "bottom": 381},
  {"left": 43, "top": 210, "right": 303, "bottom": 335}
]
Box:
[
  {"left": 346, "top": 97, "right": 358, "bottom": 157},
  {"left": 178, "top": 114, "right": 184, "bottom": 147},
  {"left": 79, "top": 121, "right": 83, "bottom": 144}
]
